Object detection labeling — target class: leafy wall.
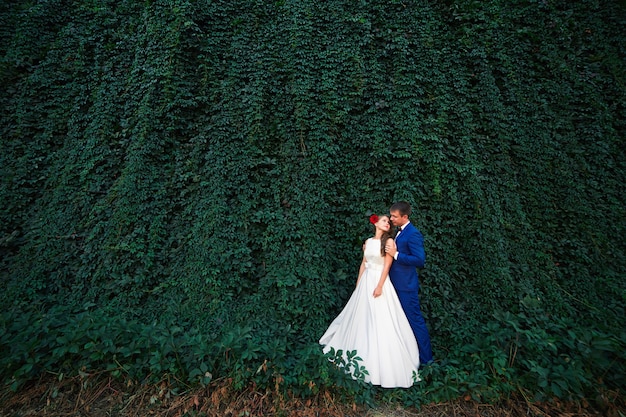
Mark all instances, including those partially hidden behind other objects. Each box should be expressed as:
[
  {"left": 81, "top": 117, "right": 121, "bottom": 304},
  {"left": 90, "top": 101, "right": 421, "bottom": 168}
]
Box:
[{"left": 1, "top": 0, "right": 625, "bottom": 404}]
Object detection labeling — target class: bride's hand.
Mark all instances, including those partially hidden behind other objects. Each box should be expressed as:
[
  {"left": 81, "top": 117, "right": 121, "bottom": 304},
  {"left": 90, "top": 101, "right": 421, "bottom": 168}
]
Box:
[{"left": 373, "top": 286, "right": 382, "bottom": 298}]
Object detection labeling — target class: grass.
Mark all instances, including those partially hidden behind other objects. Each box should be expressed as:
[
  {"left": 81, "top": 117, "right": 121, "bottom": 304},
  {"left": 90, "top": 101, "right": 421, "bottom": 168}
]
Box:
[{"left": 1, "top": 374, "right": 623, "bottom": 417}]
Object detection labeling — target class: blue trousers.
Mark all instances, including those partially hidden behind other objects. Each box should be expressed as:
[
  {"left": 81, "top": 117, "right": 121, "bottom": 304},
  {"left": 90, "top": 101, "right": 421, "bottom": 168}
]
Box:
[{"left": 396, "top": 289, "right": 433, "bottom": 364}]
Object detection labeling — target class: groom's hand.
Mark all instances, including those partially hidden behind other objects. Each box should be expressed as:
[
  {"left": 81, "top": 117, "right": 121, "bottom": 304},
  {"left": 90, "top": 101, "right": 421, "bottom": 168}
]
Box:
[{"left": 385, "top": 239, "right": 397, "bottom": 257}]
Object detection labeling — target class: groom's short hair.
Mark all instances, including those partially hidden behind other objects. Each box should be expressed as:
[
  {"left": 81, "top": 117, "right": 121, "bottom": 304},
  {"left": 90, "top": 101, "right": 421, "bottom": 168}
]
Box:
[{"left": 390, "top": 201, "right": 412, "bottom": 217}]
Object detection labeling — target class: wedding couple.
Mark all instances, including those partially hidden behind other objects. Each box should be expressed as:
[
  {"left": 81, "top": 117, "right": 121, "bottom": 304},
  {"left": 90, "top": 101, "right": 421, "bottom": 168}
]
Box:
[{"left": 319, "top": 201, "right": 433, "bottom": 388}]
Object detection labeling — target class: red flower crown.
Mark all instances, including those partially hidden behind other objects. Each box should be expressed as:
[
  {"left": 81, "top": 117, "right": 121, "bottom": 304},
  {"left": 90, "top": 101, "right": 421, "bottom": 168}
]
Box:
[{"left": 369, "top": 214, "right": 379, "bottom": 225}]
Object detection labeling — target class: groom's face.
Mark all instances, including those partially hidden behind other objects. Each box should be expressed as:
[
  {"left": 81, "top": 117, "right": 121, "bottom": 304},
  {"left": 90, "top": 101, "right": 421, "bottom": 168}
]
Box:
[{"left": 389, "top": 210, "right": 407, "bottom": 227}]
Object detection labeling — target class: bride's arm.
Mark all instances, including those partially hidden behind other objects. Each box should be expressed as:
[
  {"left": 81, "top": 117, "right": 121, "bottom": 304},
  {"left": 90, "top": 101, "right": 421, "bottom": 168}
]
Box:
[{"left": 373, "top": 252, "right": 394, "bottom": 298}]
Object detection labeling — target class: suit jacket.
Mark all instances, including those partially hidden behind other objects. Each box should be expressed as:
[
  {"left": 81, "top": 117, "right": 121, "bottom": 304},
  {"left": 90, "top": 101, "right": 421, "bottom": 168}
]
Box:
[{"left": 389, "top": 222, "right": 426, "bottom": 292}]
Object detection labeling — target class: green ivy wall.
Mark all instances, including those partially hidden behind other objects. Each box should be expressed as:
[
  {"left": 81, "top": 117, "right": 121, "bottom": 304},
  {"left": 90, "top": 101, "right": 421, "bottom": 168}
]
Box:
[{"left": 1, "top": 0, "right": 625, "bottom": 404}]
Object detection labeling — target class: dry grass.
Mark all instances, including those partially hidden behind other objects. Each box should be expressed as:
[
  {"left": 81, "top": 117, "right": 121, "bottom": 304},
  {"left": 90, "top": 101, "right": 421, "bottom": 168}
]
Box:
[{"left": 0, "top": 374, "right": 622, "bottom": 417}]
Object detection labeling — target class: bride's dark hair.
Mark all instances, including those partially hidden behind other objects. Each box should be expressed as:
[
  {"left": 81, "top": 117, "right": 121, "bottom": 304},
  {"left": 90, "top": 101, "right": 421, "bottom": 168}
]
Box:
[
  {"left": 380, "top": 231, "right": 392, "bottom": 257},
  {"left": 373, "top": 214, "right": 392, "bottom": 257}
]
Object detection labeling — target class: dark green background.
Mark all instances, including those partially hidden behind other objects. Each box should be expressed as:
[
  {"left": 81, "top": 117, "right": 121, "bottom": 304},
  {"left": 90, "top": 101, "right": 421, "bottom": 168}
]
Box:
[{"left": 1, "top": 0, "right": 624, "bottom": 405}]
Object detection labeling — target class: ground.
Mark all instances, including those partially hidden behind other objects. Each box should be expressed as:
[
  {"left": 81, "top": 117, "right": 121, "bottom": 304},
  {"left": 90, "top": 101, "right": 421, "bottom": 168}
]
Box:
[{"left": 0, "top": 375, "right": 622, "bottom": 417}]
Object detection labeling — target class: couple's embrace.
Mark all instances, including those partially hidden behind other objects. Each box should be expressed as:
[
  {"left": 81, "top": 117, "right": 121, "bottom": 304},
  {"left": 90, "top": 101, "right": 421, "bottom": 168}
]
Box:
[{"left": 319, "top": 202, "right": 433, "bottom": 388}]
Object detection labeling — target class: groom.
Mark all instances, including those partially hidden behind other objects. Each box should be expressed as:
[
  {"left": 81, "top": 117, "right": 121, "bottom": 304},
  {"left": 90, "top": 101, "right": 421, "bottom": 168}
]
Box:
[{"left": 385, "top": 201, "right": 433, "bottom": 365}]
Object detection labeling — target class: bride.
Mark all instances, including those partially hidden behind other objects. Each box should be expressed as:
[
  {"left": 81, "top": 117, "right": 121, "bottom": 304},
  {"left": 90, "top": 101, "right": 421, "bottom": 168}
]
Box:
[{"left": 319, "top": 214, "right": 420, "bottom": 388}]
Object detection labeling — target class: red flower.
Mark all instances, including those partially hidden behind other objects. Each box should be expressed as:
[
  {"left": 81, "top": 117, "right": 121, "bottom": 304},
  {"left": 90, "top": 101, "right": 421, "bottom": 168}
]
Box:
[{"left": 369, "top": 214, "right": 379, "bottom": 225}]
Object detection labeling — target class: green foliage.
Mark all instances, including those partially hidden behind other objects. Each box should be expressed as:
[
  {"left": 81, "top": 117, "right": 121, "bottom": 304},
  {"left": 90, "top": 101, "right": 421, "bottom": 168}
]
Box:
[
  {"left": 0, "top": 305, "right": 227, "bottom": 390},
  {"left": 1, "top": 0, "right": 625, "bottom": 408}
]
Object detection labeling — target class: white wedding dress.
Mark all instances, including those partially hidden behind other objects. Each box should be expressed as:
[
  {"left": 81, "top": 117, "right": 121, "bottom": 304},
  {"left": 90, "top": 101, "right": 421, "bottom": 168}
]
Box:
[{"left": 319, "top": 238, "right": 420, "bottom": 388}]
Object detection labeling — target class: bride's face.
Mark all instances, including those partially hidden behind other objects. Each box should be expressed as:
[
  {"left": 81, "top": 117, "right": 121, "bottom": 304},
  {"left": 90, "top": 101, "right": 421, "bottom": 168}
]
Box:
[{"left": 377, "top": 216, "right": 391, "bottom": 232}]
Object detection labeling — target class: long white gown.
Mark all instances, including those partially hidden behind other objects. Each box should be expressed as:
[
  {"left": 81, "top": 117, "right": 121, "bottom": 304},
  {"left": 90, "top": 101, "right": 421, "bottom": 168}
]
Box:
[{"left": 319, "top": 238, "right": 420, "bottom": 388}]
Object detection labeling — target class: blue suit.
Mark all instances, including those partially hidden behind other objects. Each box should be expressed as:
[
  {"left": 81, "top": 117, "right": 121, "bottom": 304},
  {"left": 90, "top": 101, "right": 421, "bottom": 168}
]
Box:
[{"left": 389, "top": 222, "right": 433, "bottom": 364}]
